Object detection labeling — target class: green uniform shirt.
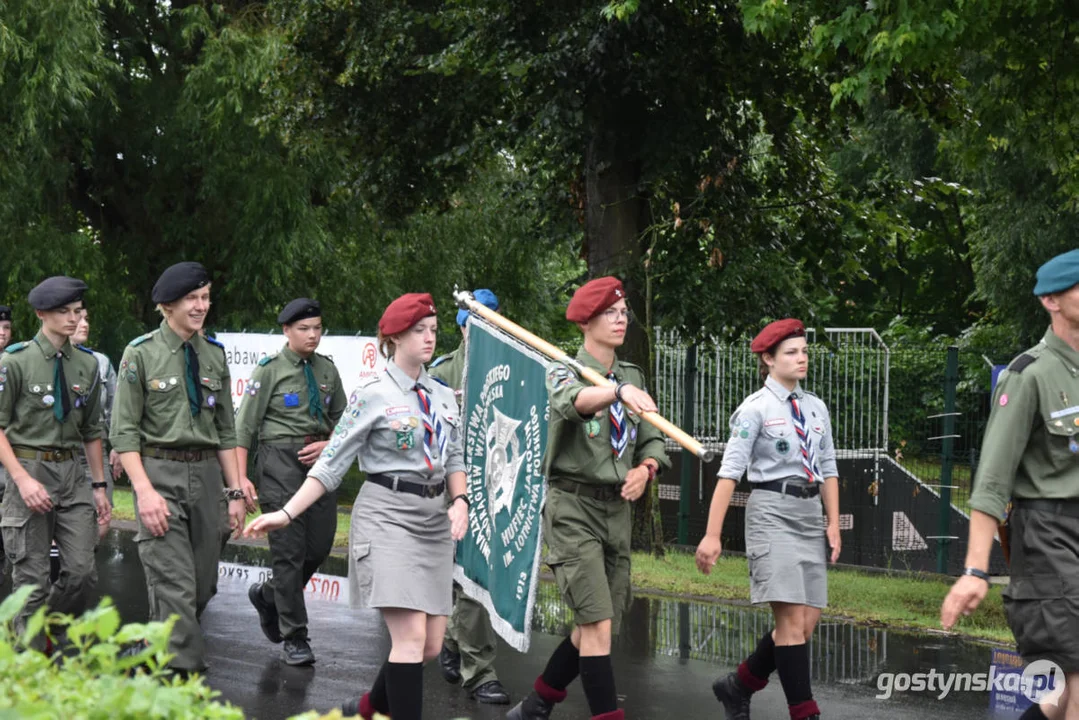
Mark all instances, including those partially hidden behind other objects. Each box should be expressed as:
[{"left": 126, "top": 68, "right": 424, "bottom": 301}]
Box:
[
  {"left": 543, "top": 347, "right": 670, "bottom": 485},
  {"left": 234, "top": 344, "right": 347, "bottom": 449},
  {"left": 429, "top": 346, "right": 464, "bottom": 397},
  {"left": 969, "top": 327, "right": 1079, "bottom": 520},
  {"left": 110, "top": 320, "right": 237, "bottom": 453},
  {"left": 0, "top": 331, "right": 103, "bottom": 449}
]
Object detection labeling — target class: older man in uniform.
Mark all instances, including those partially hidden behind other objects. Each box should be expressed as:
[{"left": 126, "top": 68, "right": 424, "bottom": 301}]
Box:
[
  {"left": 237, "top": 297, "right": 346, "bottom": 666},
  {"left": 111, "top": 261, "right": 251, "bottom": 675},
  {"left": 507, "top": 277, "right": 670, "bottom": 720},
  {"left": 942, "top": 248, "right": 1079, "bottom": 720},
  {"left": 0, "top": 277, "right": 110, "bottom": 644},
  {"left": 432, "top": 288, "right": 510, "bottom": 705}
]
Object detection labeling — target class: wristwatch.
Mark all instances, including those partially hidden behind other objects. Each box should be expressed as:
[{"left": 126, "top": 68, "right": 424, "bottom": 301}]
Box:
[{"left": 962, "top": 567, "right": 991, "bottom": 583}]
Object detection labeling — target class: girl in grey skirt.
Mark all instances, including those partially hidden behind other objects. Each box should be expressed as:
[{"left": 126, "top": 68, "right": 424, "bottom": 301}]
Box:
[
  {"left": 694, "top": 318, "right": 841, "bottom": 720},
  {"left": 244, "top": 292, "right": 469, "bottom": 720}
]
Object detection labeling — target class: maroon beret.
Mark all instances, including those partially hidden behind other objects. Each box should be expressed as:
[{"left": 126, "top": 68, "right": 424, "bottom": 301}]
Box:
[
  {"left": 750, "top": 318, "right": 806, "bottom": 353},
  {"left": 566, "top": 277, "right": 626, "bottom": 323},
  {"left": 379, "top": 293, "right": 437, "bottom": 336}
]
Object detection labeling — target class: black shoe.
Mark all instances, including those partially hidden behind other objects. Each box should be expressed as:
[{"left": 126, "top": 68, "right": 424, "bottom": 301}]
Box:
[
  {"left": 248, "top": 583, "right": 283, "bottom": 644},
  {"left": 712, "top": 672, "right": 752, "bottom": 720},
  {"left": 281, "top": 636, "right": 315, "bottom": 666},
  {"left": 471, "top": 679, "right": 510, "bottom": 704},
  {"left": 438, "top": 644, "right": 461, "bottom": 684},
  {"left": 340, "top": 697, "right": 360, "bottom": 717},
  {"left": 505, "top": 690, "right": 555, "bottom": 720}
]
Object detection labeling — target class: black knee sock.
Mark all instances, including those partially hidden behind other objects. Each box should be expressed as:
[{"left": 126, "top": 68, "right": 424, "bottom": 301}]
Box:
[
  {"left": 386, "top": 661, "right": 424, "bottom": 720},
  {"left": 541, "top": 636, "right": 581, "bottom": 691},
  {"left": 775, "top": 644, "right": 818, "bottom": 719},
  {"left": 1019, "top": 706, "right": 1049, "bottom": 720},
  {"left": 369, "top": 661, "right": 390, "bottom": 714},
  {"left": 745, "top": 629, "right": 776, "bottom": 680},
  {"left": 580, "top": 655, "right": 618, "bottom": 715}
]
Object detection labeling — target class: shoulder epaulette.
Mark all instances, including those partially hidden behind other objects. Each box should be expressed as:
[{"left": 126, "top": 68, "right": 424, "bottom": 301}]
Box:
[
  {"left": 804, "top": 389, "right": 820, "bottom": 398},
  {"left": 430, "top": 352, "right": 454, "bottom": 368},
  {"left": 205, "top": 335, "right": 225, "bottom": 349},
  {"left": 258, "top": 353, "right": 278, "bottom": 367},
  {"left": 3, "top": 341, "right": 27, "bottom": 353},
  {"left": 128, "top": 332, "right": 155, "bottom": 347},
  {"left": 1008, "top": 353, "right": 1038, "bottom": 374},
  {"left": 315, "top": 351, "right": 333, "bottom": 362},
  {"left": 357, "top": 375, "right": 380, "bottom": 390},
  {"left": 75, "top": 344, "right": 95, "bottom": 356},
  {"left": 432, "top": 377, "right": 451, "bottom": 388}
]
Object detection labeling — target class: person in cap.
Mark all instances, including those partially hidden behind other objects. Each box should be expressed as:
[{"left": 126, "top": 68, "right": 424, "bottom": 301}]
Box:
[
  {"left": 0, "top": 277, "right": 110, "bottom": 644},
  {"left": 430, "top": 288, "right": 510, "bottom": 705},
  {"left": 244, "top": 292, "right": 468, "bottom": 720},
  {"left": 942, "top": 248, "right": 1079, "bottom": 720},
  {"left": 72, "top": 311, "right": 120, "bottom": 520},
  {"left": 236, "top": 297, "right": 347, "bottom": 666},
  {"left": 693, "top": 318, "right": 839, "bottom": 720},
  {"left": 507, "top": 277, "right": 669, "bottom": 720},
  {"left": 0, "top": 305, "right": 11, "bottom": 354},
  {"left": 110, "top": 261, "right": 252, "bottom": 674}
]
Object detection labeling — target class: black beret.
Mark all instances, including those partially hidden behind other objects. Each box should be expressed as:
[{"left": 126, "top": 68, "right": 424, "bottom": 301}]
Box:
[
  {"left": 27, "top": 277, "right": 88, "bottom": 311},
  {"left": 152, "top": 262, "right": 210, "bottom": 304},
  {"left": 0, "top": 305, "right": 10, "bottom": 322},
  {"left": 278, "top": 298, "right": 322, "bottom": 325}
]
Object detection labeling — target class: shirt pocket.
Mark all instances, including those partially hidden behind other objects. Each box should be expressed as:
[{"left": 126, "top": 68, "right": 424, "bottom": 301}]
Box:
[
  {"left": 1044, "top": 411, "right": 1079, "bottom": 461},
  {"left": 146, "top": 375, "right": 183, "bottom": 412},
  {"left": 761, "top": 418, "right": 792, "bottom": 439},
  {"left": 199, "top": 376, "right": 223, "bottom": 411},
  {"left": 24, "top": 379, "right": 57, "bottom": 413},
  {"left": 441, "top": 411, "right": 462, "bottom": 445}
]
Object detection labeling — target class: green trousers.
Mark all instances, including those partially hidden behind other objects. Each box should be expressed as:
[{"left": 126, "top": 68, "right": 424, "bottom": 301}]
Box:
[
  {"left": 443, "top": 582, "right": 499, "bottom": 689},
  {"left": 135, "top": 455, "right": 227, "bottom": 672},
  {"left": 255, "top": 443, "right": 337, "bottom": 640},
  {"left": 1, "top": 457, "right": 96, "bottom": 640}
]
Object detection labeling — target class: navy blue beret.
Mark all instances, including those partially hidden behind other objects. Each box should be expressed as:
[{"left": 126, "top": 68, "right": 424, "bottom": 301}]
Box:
[
  {"left": 278, "top": 298, "right": 321, "bottom": 325},
  {"left": 0, "top": 305, "right": 10, "bottom": 322},
  {"left": 152, "top": 262, "right": 210, "bottom": 304},
  {"left": 27, "top": 277, "right": 87, "bottom": 311}
]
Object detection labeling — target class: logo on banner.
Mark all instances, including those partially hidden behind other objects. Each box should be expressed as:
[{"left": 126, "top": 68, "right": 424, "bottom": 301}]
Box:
[
  {"left": 467, "top": 364, "right": 544, "bottom": 576},
  {"left": 362, "top": 343, "right": 377, "bottom": 368}
]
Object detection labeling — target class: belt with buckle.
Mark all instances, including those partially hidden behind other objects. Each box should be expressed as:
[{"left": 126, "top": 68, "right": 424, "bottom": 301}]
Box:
[
  {"left": 12, "top": 446, "right": 74, "bottom": 462},
  {"left": 367, "top": 473, "right": 446, "bottom": 499},
  {"left": 142, "top": 446, "right": 213, "bottom": 463},
  {"left": 1013, "top": 498, "right": 1079, "bottom": 519},
  {"left": 754, "top": 480, "right": 820, "bottom": 499},
  {"left": 549, "top": 478, "right": 625, "bottom": 502},
  {"left": 266, "top": 434, "right": 329, "bottom": 447}
]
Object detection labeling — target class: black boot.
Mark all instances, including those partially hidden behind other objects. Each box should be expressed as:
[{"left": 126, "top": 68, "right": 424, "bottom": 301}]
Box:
[
  {"left": 712, "top": 672, "right": 753, "bottom": 720},
  {"left": 248, "top": 583, "right": 282, "bottom": 644},
  {"left": 439, "top": 644, "right": 462, "bottom": 684}
]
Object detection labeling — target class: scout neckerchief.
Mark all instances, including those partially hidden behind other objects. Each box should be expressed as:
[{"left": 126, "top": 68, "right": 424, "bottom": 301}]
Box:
[
  {"left": 302, "top": 358, "right": 325, "bottom": 423},
  {"left": 607, "top": 371, "right": 628, "bottom": 458},
  {"left": 53, "top": 348, "right": 72, "bottom": 422},
  {"left": 183, "top": 341, "right": 202, "bottom": 416},
  {"left": 788, "top": 392, "right": 817, "bottom": 482},
  {"left": 414, "top": 383, "right": 447, "bottom": 471}
]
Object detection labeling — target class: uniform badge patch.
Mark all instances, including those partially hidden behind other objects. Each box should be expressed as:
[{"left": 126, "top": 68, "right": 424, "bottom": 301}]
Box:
[
  {"left": 999, "top": 394, "right": 1008, "bottom": 406},
  {"left": 207, "top": 395, "right": 216, "bottom": 407},
  {"left": 283, "top": 392, "right": 300, "bottom": 407},
  {"left": 630, "top": 427, "right": 637, "bottom": 441},
  {"left": 776, "top": 439, "right": 790, "bottom": 454},
  {"left": 740, "top": 430, "right": 749, "bottom": 439},
  {"left": 396, "top": 429, "right": 415, "bottom": 450},
  {"left": 1070, "top": 438, "right": 1079, "bottom": 454},
  {"left": 43, "top": 394, "right": 55, "bottom": 407},
  {"left": 586, "top": 419, "right": 601, "bottom": 438}
]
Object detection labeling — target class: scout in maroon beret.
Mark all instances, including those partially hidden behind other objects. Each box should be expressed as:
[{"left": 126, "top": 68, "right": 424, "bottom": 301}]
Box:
[
  {"left": 509, "top": 279, "right": 670, "bottom": 720},
  {"left": 696, "top": 316, "right": 841, "bottom": 720},
  {"left": 379, "top": 292, "right": 438, "bottom": 338}
]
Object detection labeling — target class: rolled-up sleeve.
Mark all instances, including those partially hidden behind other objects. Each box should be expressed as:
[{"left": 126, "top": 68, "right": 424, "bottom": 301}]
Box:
[
  {"left": 717, "top": 401, "right": 761, "bottom": 480},
  {"left": 968, "top": 371, "right": 1037, "bottom": 520},
  {"left": 308, "top": 388, "right": 378, "bottom": 492},
  {"left": 546, "top": 362, "right": 587, "bottom": 423}
]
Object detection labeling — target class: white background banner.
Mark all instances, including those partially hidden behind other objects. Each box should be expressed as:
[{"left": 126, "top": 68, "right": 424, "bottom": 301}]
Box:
[{"left": 215, "top": 332, "right": 386, "bottom": 408}]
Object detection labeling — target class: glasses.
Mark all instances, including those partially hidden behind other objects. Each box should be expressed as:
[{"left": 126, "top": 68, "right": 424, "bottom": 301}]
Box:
[{"left": 602, "top": 308, "right": 633, "bottom": 324}]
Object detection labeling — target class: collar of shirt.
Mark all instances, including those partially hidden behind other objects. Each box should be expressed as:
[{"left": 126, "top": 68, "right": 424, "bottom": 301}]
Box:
[
  {"left": 764, "top": 374, "right": 804, "bottom": 401},
  {"left": 385, "top": 359, "right": 434, "bottom": 393},
  {"left": 575, "top": 346, "right": 620, "bottom": 378},
  {"left": 1043, "top": 326, "right": 1079, "bottom": 375},
  {"left": 280, "top": 344, "right": 313, "bottom": 367},
  {"left": 33, "top": 330, "right": 72, "bottom": 360},
  {"left": 159, "top": 319, "right": 206, "bottom": 355}
]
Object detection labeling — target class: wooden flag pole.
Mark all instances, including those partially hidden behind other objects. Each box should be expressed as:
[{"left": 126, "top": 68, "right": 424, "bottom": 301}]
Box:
[{"left": 453, "top": 289, "right": 715, "bottom": 462}]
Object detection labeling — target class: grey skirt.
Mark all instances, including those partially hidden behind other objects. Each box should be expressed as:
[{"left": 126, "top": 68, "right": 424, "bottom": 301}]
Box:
[
  {"left": 744, "top": 481, "right": 827, "bottom": 608},
  {"left": 348, "top": 480, "right": 453, "bottom": 615}
]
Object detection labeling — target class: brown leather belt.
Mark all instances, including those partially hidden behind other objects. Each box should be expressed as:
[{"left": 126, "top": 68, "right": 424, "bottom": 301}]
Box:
[
  {"left": 265, "top": 434, "right": 329, "bottom": 446},
  {"left": 142, "top": 446, "right": 213, "bottom": 462},
  {"left": 549, "top": 478, "right": 624, "bottom": 502},
  {"left": 12, "top": 447, "right": 74, "bottom": 462}
]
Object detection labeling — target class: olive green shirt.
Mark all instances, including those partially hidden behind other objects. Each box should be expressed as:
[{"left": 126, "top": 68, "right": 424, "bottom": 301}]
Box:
[
  {"left": 429, "top": 346, "right": 464, "bottom": 399},
  {"left": 110, "top": 320, "right": 237, "bottom": 453},
  {"left": 234, "top": 344, "right": 347, "bottom": 448},
  {"left": 0, "top": 331, "right": 104, "bottom": 449},
  {"left": 543, "top": 347, "right": 670, "bottom": 485},
  {"left": 969, "top": 327, "right": 1079, "bottom": 520}
]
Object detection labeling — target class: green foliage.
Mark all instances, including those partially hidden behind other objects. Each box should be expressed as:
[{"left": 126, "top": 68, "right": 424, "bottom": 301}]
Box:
[{"left": 0, "top": 586, "right": 244, "bottom": 719}]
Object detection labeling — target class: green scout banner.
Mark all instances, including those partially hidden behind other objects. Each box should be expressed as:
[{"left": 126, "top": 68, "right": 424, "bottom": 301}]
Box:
[{"left": 454, "top": 316, "right": 549, "bottom": 652}]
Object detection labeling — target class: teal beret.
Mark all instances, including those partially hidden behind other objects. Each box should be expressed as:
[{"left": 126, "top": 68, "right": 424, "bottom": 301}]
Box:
[{"left": 1033, "top": 249, "right": 1079, "bottom": 296}]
